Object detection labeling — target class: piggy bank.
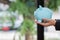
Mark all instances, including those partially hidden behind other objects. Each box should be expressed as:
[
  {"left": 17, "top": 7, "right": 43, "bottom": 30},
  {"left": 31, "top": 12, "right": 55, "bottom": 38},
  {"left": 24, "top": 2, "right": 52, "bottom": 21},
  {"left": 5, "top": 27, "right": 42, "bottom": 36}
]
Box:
[{"left": 34, "top": 5, "right": 53, "bottom": 22}]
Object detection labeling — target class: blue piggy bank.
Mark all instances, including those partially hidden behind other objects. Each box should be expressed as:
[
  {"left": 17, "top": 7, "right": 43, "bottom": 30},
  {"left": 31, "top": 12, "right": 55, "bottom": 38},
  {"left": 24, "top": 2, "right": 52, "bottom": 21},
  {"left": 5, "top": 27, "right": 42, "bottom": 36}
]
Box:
[{"left": 34, "top": 5, "right": 53, "bottom": 22}]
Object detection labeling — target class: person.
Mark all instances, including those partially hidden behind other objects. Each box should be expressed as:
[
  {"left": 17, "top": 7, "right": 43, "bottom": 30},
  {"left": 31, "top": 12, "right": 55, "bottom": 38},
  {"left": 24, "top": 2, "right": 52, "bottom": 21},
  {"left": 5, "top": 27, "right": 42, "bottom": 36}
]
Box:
[{"left": 35, "top": 19, "right": 60, "bottom": 30}]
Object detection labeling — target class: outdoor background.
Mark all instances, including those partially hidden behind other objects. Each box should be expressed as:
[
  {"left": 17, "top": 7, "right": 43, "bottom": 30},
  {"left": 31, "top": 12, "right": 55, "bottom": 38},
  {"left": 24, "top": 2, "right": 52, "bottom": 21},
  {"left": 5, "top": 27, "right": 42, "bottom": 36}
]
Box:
[
  {"left": 44, "top": 0, "right": 60, "bottom": 40},
  {"left": 0, "top": 0, "right": 37, "bottom": 40},
  {"left": 0, "top": 0, "right": 60, "bottom": 40}
]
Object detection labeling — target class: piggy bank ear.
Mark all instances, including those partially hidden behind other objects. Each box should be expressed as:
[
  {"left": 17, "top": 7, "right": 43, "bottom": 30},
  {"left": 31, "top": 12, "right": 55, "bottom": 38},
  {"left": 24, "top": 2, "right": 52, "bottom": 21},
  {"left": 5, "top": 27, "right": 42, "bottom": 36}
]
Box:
[
  {"left": 39, "top": 5, "right": 42, "bottom": 8},
  {"left": 39, "top": 5, "right": 43, "bottom": 10}
]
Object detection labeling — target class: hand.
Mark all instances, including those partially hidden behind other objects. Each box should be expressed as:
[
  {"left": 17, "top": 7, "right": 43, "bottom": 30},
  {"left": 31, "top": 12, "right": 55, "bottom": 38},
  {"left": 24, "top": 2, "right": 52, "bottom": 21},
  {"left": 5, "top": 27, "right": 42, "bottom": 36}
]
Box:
[{"left": 35, "top": 18, "right": 56, "bottom": 27}]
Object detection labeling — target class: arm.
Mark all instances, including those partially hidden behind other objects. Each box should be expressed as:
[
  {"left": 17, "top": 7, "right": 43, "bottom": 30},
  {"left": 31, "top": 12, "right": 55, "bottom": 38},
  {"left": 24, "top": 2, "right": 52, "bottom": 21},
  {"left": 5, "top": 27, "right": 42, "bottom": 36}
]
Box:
[
  {"left": 35, "top": 18, "right": 56, "bottom": 27},
  {"left": 35, "top": 19, "right": 60, "bottom": 30}
]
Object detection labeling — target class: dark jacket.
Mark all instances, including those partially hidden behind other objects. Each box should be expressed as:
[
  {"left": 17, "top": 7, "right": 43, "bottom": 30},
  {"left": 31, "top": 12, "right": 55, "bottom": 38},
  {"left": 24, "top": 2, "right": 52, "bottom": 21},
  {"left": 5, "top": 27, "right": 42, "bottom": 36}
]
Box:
[{"left": 55, "top": 19, "right": 60, "bottom": 30}]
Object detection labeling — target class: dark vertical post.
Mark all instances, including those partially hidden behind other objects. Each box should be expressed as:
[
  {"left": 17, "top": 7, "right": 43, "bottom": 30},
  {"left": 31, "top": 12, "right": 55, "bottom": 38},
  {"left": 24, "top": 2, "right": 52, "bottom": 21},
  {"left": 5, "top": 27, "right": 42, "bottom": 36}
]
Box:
[
  {"left": 37, "top": 0, "right": 44, "bottom": 7},
  {"left": 37, "top": 0, "right": 44, "bottom": 40}
]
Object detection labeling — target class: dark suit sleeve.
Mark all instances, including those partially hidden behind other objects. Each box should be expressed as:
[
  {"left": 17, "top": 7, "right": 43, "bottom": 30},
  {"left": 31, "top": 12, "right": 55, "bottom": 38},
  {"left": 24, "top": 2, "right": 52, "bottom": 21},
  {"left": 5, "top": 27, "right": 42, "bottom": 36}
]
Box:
[{"left": 55, "top": 19, "right": 60, "bottom": 30}]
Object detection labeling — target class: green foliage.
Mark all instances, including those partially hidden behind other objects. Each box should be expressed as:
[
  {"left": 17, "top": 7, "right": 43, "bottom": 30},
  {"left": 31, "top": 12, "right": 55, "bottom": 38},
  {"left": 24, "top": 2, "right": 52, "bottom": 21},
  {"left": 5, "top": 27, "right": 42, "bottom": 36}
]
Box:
[
  {"left": 57, "top": 0, "right": 60, "bottom": 6},
  {"left": 45, "top": 0, "right": 60, "bottom": 11},
  {"left": 9, "top": 0, "right": 36, "bottom": 35},
  {"left": 20, "top": 18, "right": 35, "bottom": 35},
  {"left": 47, "top": 0, "right": 57, "bottom": 10},
  {"left": 9, "top": 0, "right": 29, "bottom": 17},
  {"left": 9, "top": 0, "right": 36, "bottom": 17},
  {"left": 9, "top": 2, "right": 17, "bottom": 11}
]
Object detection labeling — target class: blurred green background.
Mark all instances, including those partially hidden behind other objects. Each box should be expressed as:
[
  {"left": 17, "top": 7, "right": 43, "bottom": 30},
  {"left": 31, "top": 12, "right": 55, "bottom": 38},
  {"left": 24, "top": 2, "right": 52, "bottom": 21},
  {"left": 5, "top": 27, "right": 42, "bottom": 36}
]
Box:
[{"left": 0, "top": 0, "right": 60, "bottom": 40}]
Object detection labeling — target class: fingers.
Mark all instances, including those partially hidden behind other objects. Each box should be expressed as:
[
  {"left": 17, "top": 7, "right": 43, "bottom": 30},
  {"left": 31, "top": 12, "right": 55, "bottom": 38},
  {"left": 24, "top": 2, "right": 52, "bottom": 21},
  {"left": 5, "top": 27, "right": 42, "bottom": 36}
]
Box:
[
  {"left": 39, "top": 22, "right": 52, "bottom": 27},
  {"left": 35, "top": 20, "right": 38, "bottom": 23},
  {"left": 42, "top": 18, "right": 50, "bottom": 22},
  {"left": 35, "top": 20, "right": 52, "bottom": 27},
  {"left": 34, "top": 19, "right": 56, "bottom": 27}
]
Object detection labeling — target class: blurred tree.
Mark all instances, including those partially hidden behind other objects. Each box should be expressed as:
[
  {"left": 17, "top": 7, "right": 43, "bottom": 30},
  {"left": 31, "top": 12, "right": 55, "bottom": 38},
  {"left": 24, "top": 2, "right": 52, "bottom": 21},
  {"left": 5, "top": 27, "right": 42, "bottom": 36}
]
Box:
[
  {"left": 57, "top": 0, "right": 60, "bottom": 6},
  {"left": 9, "top": 0, "right": 36, "bottom": 40},
  {"left": 44, "top": 0, "right": 57, "bottom": 11}
]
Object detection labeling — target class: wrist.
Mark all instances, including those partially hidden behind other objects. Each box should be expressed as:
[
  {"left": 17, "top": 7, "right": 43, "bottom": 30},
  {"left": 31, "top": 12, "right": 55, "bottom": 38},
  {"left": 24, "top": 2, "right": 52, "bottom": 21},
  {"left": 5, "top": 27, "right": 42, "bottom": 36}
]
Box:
[{"left": 54, "top": 19, "right": 56, "bottom": 26}]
